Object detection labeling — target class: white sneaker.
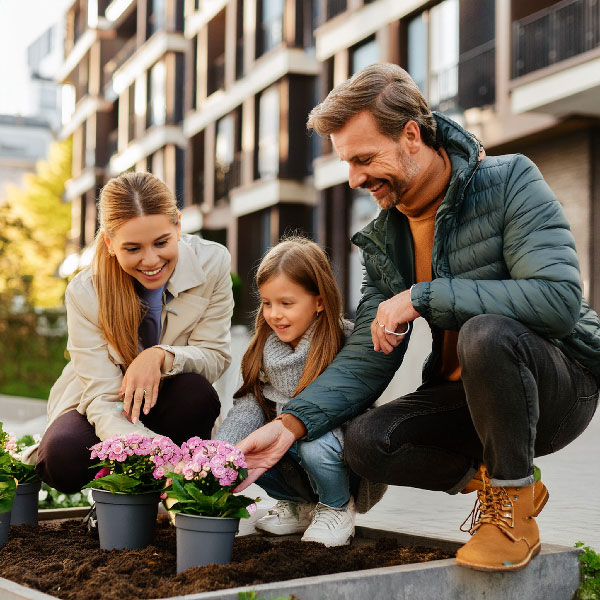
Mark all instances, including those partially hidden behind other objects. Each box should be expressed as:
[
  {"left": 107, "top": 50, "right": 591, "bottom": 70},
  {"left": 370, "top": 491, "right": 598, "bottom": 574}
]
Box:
[
  {"left": 255, "top": 500, "right": 315, "bottom": 535},
  {"left": 301, "top": 497, "right": 356, "bottom": 547}
]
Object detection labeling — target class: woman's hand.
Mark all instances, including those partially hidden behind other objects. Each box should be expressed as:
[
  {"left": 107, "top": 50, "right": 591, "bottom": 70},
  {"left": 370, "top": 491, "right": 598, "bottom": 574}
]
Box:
[
  {"left": 371, "top": 289, "right": 420, "bottom": 354},
  {"left": 120, "top": 347, "right": 165, "bottom": 424}
]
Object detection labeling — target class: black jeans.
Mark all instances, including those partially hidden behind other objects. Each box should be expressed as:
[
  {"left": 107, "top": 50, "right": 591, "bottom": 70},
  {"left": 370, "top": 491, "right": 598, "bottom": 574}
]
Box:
[
  {"left": 345, "top": 315, "right": 599, "bottom": 493},
  {"left": 36, "top": 373, "right": 220, "bottom": 493}
]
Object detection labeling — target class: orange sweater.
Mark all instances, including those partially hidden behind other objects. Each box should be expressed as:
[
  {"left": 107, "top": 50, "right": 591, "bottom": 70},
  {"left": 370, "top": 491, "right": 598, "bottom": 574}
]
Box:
[{"left": 397, "top": 147, "right": 461, "bottom": 381}]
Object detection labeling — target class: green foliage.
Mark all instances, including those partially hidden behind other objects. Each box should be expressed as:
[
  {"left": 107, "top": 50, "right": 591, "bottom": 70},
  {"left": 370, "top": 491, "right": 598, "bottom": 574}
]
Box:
[
  {"left": 166, "top": 473, "right": 258, "bottom": 518},
  {"left": 0, "top": 329, "right": 68, "bottom": 399},
  {"left": 238, "top": 592, "right": 298, "bottom": 600},
  {"left": 1, "top": 137, "right": 72, "bottom": 307},
  {"left": 83, "top": 472, "right": 149, "bottom": 494},
  {"left": 575, "top": 542, "right": 600, "bottom": 600},
  {"left": 0, "top": 423, "right": 16, "bottom": 513},
  {"left": 10, "top": 434, "right": 39, "bottom": 483},
  {"left": 38, "top": 484, "right": 91, "bottom": 510}
]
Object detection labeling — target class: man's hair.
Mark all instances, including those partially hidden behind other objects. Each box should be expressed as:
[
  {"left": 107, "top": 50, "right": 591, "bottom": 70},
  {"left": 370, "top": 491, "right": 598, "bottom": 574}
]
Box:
[{"left": 307, "top": 63, "right": 438, "bottom": 148}]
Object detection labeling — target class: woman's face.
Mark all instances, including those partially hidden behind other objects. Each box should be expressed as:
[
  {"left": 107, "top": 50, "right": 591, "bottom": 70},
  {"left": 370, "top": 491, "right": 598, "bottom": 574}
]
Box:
[{"left": 104, "top": 214, "right": 181, "bottom": 289}]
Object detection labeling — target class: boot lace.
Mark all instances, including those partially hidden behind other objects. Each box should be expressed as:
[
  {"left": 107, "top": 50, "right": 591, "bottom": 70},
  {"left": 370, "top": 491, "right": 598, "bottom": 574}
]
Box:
[{"left": 459, "top": 468, "right": 514, "bottom": 535}]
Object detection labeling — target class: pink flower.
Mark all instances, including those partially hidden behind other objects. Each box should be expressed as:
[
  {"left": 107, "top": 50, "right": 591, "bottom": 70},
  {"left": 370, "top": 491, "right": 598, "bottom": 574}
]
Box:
[
  {"left": 247, "top": 503, "right": 257, "bottom": 515},
  {"left": 94, "top": 467, "right": 110, "bottom": 480}
]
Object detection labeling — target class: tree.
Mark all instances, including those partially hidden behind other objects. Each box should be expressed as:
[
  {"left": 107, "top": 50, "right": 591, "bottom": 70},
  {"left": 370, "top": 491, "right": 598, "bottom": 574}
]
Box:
[{"left": 1, "top": 137, "right": 72, "bottom": 307}]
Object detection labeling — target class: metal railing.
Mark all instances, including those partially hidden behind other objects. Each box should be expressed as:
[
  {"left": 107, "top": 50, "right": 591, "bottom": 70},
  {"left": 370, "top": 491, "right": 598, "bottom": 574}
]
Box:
[
  {"left": 513, "top": 0, "right": 600, "bottom": 78},
  {"left": 458, "top": 40, "right": 496, "bottom": 110},
  {"left": 326, "top": 0, "right": 347, "bottom": 21},
  {"left": 103, "top": 35, "right": 138, "bottom": 81},
  {"left": 215, "top": 152, "right": 242, "bottom": 201},
  {"left": 208, "top": 53, "right": 225, "bottom": 95}
]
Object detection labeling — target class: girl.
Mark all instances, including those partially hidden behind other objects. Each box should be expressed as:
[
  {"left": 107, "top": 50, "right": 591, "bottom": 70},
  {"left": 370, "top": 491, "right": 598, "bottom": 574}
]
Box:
[
  {"left": 35, "top": 172, "right": 233, "bottom": 493},
  {"left": 217, "top": 237, "right": 356, "bottom": 547}
]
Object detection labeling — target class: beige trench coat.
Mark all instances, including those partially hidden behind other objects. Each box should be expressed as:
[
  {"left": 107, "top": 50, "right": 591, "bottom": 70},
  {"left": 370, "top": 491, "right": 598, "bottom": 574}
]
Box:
[{"left": 39, "top": 234, "right": 233, "bottom": 453}]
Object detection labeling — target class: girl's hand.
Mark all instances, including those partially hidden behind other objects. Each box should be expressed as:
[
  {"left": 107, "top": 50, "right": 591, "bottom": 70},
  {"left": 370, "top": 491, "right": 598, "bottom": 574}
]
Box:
[
  {"left": 120, "top": 347, "right": 165, "bottom": 424},
  {"left": 233, "top": 420, "right": 296, "bottom": 492}
]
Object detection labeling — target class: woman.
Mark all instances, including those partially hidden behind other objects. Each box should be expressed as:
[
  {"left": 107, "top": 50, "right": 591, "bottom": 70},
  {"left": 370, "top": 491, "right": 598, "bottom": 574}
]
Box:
[{"left": 35, "top": 172, "right": 233, "bottom": 493}]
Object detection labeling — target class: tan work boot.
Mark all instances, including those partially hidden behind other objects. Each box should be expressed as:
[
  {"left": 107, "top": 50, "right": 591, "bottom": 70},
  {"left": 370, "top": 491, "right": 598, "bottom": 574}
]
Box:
[
  {"left": 461, "top": 464, "right": 549, "bottom": 517},
  {"left": 456, "top": 467, "right": 542, "bottom": 572}
]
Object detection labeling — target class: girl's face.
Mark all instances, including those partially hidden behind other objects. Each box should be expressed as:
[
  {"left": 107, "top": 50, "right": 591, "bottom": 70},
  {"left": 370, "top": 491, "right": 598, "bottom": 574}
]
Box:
[
  {"left": 260, "top": 274, "right": 323, "bottom": 349},
  {"left": 103, "top": 214, "right": 181, "bottom": 289}
]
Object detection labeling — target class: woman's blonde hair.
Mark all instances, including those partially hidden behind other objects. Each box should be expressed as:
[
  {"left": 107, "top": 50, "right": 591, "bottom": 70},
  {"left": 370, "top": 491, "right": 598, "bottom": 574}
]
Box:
[
  {"left": 93, "top": 172, "right": 179, "bottom": 367},
  {"left": 235, "top": 236, "right": 345, "bottom": 419}
]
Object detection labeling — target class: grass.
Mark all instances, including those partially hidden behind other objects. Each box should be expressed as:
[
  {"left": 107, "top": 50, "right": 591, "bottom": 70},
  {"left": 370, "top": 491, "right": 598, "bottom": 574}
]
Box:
[{"left": 0, "top": 334, "right": 68, "bottom": 400}]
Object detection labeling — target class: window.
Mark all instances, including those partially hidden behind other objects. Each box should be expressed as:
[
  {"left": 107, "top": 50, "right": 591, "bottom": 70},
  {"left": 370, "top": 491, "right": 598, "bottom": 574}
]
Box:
[
  {"left": 406, "top": 0, "right": 495, "bottom": 114},
  {"left": 351, "top": 36, "right": 379, "bottom": 74},
  {"left": 258, "top": 0, "right": 284, "bottom": 56},
  {"left": 257, "top": 86, "right": 279, "bottom": 179},
  {"left": 148, "top": 0, "right": 166, "bottom": 38},
  {"left": 215, "top": 112, "right": 241, "bottom": 199},
  {"left": 147, "top": 61, "right": 166, "bottom": 128}
]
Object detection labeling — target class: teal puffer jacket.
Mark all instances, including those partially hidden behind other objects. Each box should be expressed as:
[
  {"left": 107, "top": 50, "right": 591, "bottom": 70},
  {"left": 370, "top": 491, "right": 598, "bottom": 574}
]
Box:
[{"left": 284, "top": 112, "right": 600, "bottom": 440}]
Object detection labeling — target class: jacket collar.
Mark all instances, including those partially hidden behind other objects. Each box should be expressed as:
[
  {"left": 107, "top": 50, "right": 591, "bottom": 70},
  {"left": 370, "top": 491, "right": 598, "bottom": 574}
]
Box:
[{"left": 166, "top": 236, "right": 206, "bottom": 297}]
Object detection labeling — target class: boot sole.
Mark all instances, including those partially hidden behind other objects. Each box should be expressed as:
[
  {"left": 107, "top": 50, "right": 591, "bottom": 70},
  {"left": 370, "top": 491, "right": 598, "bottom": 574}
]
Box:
[
  {"left": 456, "top": 540, "right": 541, "bottom": 572},
  {"left": 532, "top": 486, "right": 549, "bottom": 517}
]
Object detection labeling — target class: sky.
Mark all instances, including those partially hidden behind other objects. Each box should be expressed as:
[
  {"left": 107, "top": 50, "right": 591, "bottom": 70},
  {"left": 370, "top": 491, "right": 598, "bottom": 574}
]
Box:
[{"left": 0, "top": 0, "right": 72, "bottom": 116}]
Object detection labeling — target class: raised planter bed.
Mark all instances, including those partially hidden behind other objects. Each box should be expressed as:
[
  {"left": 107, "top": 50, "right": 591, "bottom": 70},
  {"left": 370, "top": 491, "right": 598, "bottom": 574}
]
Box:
[{"left": 0, "top": 514, "right": 581, "bottom": 600}]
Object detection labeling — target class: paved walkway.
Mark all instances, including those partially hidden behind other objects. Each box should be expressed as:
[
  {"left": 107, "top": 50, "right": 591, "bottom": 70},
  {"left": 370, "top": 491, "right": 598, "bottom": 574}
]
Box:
[{"left": 2, "top": 391, "right": 598, "bottom": 551}]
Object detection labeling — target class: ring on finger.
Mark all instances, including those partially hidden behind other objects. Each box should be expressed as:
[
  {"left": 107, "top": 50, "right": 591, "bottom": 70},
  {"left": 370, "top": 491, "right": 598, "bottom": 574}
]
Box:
[
  {"left": 375, "top": 320, "right": 386, "bottom": 328},
  {"left": 142, "top": 388, "right": 148, "bottom": 397},
  {"left": 384, "top": 322, "right": 411, "bottom": 337}
]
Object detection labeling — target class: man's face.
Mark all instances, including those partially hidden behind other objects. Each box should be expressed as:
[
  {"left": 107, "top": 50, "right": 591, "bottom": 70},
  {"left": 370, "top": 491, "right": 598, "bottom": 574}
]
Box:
[{"left": 330, "top": 110, "right": 420, "bottom": 210}]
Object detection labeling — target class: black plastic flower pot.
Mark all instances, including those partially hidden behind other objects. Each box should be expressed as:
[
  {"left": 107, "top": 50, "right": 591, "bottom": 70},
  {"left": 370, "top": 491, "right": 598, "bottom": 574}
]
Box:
[
  {"left": 11, "top": 479, "right": 42, "bottom": 527},
  {"left": 0, "top": 511, "right": 10, "bottom": 547},
  {"left": 92, "top": 489, "right": 160, "bottom": 550},
  {"left": 175, "top": 512, "right": 240, "bottom": 573}
]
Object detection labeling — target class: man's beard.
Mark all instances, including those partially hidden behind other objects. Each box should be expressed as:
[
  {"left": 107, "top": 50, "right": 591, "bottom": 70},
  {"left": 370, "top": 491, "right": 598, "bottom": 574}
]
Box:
[{"left": 365, "top": 152, "right": 420, "bottom": 211}]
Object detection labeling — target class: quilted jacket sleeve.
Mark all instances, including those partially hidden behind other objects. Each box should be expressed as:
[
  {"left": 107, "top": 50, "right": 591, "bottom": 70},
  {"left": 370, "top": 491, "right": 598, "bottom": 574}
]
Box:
[
  {"left": 282, "top": 260, "right": 409, "bottom": 441},
  {"left": 411, "top": 154, "right": 582, "bottom": 339}
]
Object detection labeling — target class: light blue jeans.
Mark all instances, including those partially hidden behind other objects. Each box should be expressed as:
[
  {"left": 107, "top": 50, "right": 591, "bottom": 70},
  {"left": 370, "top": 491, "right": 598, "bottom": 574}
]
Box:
[{"left": 256, "top": 431, "right": 351, "bottom": 508}]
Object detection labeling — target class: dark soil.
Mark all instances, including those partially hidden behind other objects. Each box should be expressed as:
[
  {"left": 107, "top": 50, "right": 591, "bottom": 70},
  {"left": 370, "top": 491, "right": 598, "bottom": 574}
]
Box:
[{"left": 0, "top": 516, "right": 453, "bottom": 600}]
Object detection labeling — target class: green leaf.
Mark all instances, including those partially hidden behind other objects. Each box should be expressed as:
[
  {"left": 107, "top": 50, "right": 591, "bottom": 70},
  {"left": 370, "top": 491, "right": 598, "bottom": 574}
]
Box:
[{"left": 82, "top": 473, "right": 140, "bottom": 493}]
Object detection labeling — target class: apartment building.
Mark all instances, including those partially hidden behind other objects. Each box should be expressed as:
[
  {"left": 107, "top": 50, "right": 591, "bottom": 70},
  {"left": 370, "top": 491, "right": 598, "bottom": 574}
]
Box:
[
  {"left": 59, "top": 0, "right": 600, "bottom": 315},
  {"left": 58, "top": 0, "right": 186, "bottom": 264}
]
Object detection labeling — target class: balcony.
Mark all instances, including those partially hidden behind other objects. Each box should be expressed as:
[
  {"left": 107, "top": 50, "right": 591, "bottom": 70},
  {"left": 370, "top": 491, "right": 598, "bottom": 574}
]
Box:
[
  {"left": 513, "top": 0, "right": 599, "bottom": 78},
  {"left": 215, "top": 151, "right": 242, "bottom": 202},
  {"left": 511, "top": 0, "right": 600, "bottom": 117},
  {"left": 326, "top": 0, "right": 347, "bottom": 21},
  {"left": 458, "top": 40, "right": 495, "bottom": 110},
  {"left": 103, "top": 35, "right": 138, "bottom": 82}
]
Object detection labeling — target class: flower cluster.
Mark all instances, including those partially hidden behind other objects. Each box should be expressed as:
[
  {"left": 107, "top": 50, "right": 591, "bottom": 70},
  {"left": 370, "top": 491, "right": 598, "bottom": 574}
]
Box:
[
  {"left": 85, "top": 433, "right": 181, "bottom": 494},
  {"left": 3, "top": 433, "right": 41, "bottom": 483},
  {"left": 175, "top": 438, "right": 246, "bottom": 487},
  {"left": 164, "top": 438, "right": 258, "bottom": 519}
]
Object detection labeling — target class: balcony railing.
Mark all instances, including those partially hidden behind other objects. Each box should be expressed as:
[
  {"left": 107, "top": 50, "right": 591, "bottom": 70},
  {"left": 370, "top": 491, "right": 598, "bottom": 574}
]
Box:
[
  {"left": 208, "top": 53, "right": 225, "bottom": 95},
  {"left": 215, "top": 152, "right": 242, "bottom": 201},
  {"left": 458, "top": 40, "right": 496, "bottom": 110},
  {"left": 513, "top": 0, "right": 600, "bottom": 78},
  {"left": 103, "top": 35, "right": 138, "bottom": 81}
]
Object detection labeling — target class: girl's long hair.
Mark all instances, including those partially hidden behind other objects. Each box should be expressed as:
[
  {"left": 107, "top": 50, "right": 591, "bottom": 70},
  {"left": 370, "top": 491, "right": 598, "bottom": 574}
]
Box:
[
  {"left": 234, "top": 237, "right": 345, "bottom": 419},
  {"left": 93, "top": 172, "right": 179, "bottom": 368}
]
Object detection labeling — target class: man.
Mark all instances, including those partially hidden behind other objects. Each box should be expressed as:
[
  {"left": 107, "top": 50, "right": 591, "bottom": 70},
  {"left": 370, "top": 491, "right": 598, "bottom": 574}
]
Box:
[{"left": 236, "top": 63, "right": 600, "bottom": 571}]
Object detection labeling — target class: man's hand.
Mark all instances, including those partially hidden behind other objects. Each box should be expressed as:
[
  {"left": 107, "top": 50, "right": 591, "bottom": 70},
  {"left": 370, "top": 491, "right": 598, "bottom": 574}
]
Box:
[
  {"left": 120, "top": 347, "right": 165, "bottom": 424},
  {"left": 233, "top": 420, "right": 296, "bottom": 492},
  {"left": 371, "top": 289, "right": 420, "bottom": 354}
]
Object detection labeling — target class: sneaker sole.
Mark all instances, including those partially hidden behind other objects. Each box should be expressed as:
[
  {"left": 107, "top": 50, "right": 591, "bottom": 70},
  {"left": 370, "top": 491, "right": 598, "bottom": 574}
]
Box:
[
  {"left": 456, "top": 540, "right": 541, "bottom": 572},
  {"left": 255, "top": 524, "right": 310, "bottom": 536},
  {"left": 301, "top": 534, "right": 354, "bottom": 547}
]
